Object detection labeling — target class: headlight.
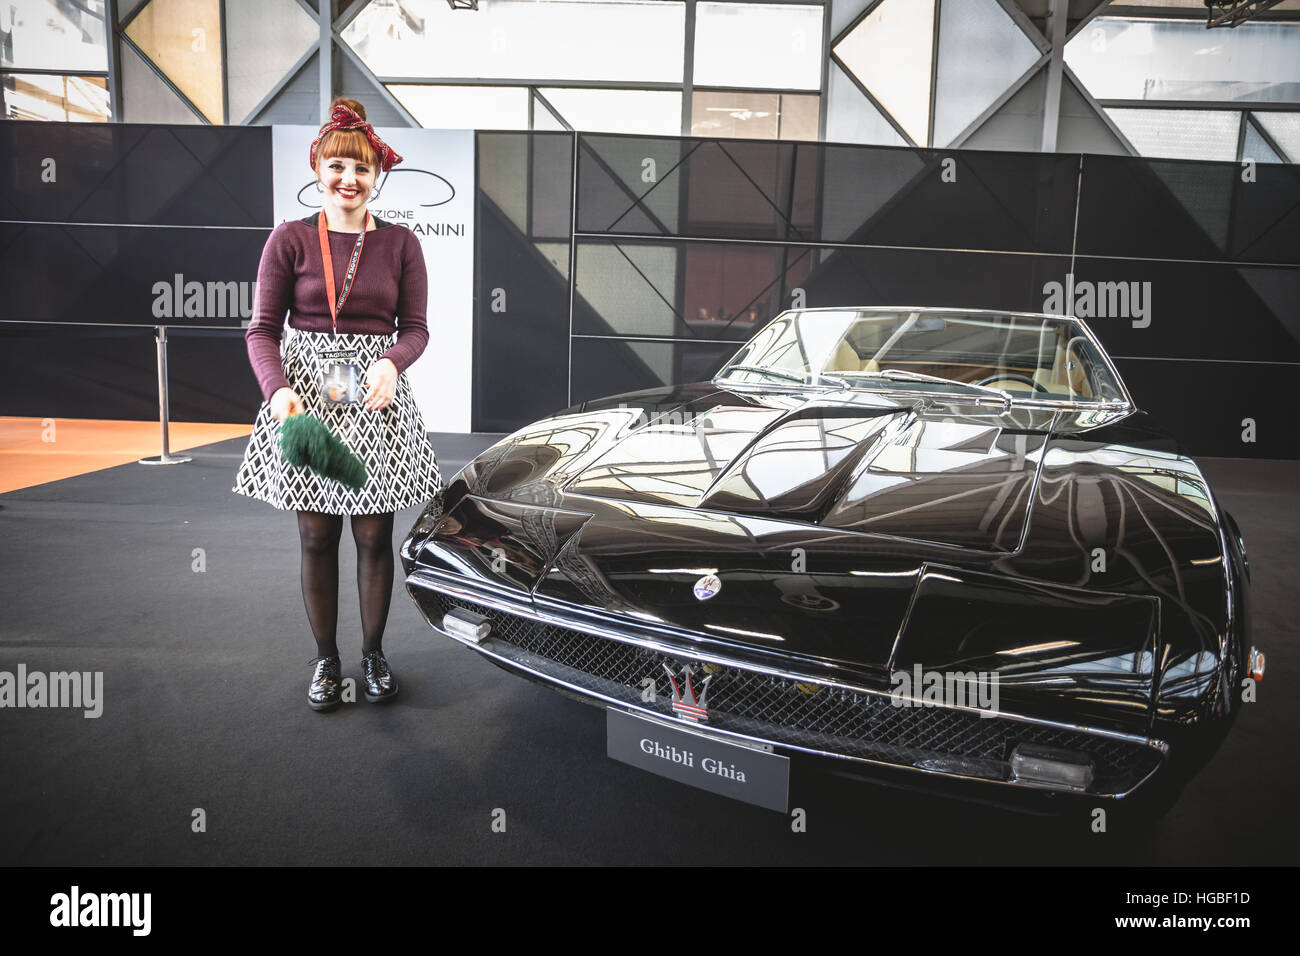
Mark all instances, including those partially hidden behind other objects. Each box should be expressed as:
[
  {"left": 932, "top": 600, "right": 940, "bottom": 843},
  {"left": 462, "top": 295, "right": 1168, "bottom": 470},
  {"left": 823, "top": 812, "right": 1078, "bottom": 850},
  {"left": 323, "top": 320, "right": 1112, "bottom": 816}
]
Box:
[{"left": 408, "top": 495, "right": 448, "bottom": 543}]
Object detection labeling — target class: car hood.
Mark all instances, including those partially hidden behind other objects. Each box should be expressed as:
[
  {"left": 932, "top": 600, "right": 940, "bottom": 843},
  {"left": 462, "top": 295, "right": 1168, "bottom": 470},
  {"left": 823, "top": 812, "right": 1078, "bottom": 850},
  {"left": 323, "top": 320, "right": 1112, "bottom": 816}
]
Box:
[
  {"left": 419, "top": 383, "right": 1228, "bottom": 732},
  {"left": 476, "top": 382, "right": 1066, "bottom": 553}
]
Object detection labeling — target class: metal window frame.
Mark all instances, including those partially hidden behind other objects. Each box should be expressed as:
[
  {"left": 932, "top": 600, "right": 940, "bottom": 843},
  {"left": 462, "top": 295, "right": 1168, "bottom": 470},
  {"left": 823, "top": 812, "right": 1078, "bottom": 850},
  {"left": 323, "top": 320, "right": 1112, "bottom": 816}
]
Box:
[
  {"left": 830, "top": 0, "right": 926, "bottom": 148},
  {"left": 0, "top": 70, "right": 115, "bottom": 122},
  {"left": 116, "top": 28, "right": 209, "bottom": 123},
  {"left": 1041, "top": 0, "right": 1068, "bottom": 152},
  {"left": 1096, "top": 100, "right": 1300, "bottom": 162},
  {"left": 1063, "top": 65, "right": 1141, "bottom": 156},
  {"left": 1247, "top": 111, "right": 1295, "bottom": 162},
  {"left": 827, "top": 52, "right": 915, "bottom": 147},
  {"left": 1, "top": 0, "right": 113, "bottom": 121},
  {"left": 1104, "top": 3, "right": 1300, "bottom": 22},
  {"left": 9, "top": 0, "right": 1296, "bottom": 165},
  {"left": 1097, "top": 99, "right": 1300, "bottom": 111}
]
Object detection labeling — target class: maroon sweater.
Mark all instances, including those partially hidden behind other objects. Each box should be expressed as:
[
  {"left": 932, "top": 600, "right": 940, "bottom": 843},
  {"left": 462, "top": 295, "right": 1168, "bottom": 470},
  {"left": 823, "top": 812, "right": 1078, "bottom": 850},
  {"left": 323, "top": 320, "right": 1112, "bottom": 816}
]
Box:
[{"left": 245, "top": 213, "right": 429, "bottom": 402}]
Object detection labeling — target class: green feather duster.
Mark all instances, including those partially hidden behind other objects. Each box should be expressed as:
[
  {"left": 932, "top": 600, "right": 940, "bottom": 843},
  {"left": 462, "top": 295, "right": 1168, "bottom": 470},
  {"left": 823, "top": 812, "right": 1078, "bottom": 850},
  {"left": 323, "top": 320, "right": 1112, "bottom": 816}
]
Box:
[{"left": 279, "top": 412, "right": 368, "bottom": 491}]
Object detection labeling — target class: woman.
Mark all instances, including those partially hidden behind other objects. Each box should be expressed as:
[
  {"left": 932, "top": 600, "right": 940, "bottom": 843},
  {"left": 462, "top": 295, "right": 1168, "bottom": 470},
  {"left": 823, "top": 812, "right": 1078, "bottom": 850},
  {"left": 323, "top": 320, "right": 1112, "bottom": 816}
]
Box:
[{"left": 232, "top": 97, "right": 442, "bottom": 712}]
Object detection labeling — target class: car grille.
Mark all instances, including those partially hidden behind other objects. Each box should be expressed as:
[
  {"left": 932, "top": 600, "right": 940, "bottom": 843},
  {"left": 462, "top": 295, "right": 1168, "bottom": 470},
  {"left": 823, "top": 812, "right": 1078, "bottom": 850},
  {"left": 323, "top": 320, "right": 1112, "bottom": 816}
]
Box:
[{"left": 426, "top": 591, "right": 1162, "bottom": 795}]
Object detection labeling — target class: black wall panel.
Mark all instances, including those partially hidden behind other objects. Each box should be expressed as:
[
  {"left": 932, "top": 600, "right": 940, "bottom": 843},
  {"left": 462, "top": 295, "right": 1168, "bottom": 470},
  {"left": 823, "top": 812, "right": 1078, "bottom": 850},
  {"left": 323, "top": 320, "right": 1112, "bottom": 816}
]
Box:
[
  {"left": 570, "top": 338, "right": 737, "bottom": 407},
  {"left": 1075, "top": 154, "right": 1300, "bottom": 265},
  {"left": 0, "top": 324, "right": 257, "bottom": 423},
  {"left": 472, "top": 131, "right": 574, "bottom": 433},
  {"left": 576, "top": 136, "right": 1078, "bottom": 253},
  {"left": 1070, "top": 257, "right": 1300, "bottom": 364},
  {"left": 1, "top": 223, "right": 268, "bottom": 327},
  {"left": 473, "top": 195, "right": 571, "bottom": 432},
  {"left": 479, "top": 132, "right": 1300, "bottom": 458},
  {"left": 0, "top": 121, "right": 272, "bottom": 226},
  {"left": 795, "top": 246, "right": 1072, "bottom": 315},
  {"left": 0, "top": 122, "right": 273, "bottom": 423},
  {"left": 1, "top": 122, "right": 1297, "bottom": 458},
  {"left": 1114, "top": 357, "right": 1293, "bottom": 460}
]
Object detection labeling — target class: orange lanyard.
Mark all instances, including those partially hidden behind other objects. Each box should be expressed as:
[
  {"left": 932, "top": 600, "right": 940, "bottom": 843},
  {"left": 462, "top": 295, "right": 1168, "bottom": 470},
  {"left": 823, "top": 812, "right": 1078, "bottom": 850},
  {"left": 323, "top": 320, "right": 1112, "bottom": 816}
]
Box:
[{"left": 317, "top": 208, "right": 371, "bottom": 337}]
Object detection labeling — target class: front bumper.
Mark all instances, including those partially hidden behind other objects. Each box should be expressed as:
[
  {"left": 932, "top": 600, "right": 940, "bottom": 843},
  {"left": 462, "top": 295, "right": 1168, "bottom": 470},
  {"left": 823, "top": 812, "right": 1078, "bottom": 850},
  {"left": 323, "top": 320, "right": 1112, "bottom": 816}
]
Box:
[{"left": 406, "top": 568, "right": 1168, "bottom": 801}]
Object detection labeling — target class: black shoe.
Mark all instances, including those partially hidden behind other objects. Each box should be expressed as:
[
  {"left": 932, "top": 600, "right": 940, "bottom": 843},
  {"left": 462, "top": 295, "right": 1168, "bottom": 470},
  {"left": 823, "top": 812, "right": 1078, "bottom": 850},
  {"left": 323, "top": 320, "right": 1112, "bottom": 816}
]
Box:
[
  {"left": 308, "top": 655, "right": 343, "bottom": 711},
  {"left": 361, "top": 650, "right": 398, "bottom": 703}
]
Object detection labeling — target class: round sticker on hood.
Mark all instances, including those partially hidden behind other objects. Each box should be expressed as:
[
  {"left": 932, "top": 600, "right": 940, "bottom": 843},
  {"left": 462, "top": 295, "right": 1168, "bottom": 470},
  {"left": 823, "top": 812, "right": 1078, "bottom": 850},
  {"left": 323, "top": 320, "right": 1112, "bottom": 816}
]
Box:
[{"left": 693, "top": 573, "right": 722, "bottom": 601}]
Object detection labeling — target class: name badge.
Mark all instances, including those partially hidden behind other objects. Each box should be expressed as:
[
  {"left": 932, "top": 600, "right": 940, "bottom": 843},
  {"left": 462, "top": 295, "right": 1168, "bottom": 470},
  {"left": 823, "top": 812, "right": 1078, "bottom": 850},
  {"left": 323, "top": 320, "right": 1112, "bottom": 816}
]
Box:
[{"left": 319, "top": 347, "right": 361, "bottom": 405}]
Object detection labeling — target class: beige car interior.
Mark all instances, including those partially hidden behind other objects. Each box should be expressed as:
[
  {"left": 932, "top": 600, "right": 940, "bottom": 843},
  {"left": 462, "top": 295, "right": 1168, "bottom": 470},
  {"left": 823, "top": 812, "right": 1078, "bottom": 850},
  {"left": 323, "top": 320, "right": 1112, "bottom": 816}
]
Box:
[{"left": 824, "top": 321, "right": 1094, "bottom": 398}]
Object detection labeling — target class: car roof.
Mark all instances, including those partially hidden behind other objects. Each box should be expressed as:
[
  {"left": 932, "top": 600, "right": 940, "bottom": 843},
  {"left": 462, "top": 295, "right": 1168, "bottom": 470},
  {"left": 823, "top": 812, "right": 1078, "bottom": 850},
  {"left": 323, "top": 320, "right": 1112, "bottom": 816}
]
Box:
[{"left": 784, "top": 306, "right": 1075, "bottom": 321}]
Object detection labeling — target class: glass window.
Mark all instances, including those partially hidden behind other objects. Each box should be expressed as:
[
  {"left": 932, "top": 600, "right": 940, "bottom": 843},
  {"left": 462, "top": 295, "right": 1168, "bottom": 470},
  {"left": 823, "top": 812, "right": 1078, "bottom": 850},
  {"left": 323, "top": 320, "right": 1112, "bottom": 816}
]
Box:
[
  {"left": 825, "top": 63, "right": 906, "bottom": 147},
  {"left": 125, "top": 0, "right": 224, "bottom": 123},
  {"left": 576, "top": 135, "right": 684, "bottom": 234},
  {"left": 1120, "top": 0, "right": 1300, "bottom": 6},
  {"left": 1, "top": 0, "right": 107, "bottom": 71},
  {"left": 387, "top": 84, "right": 529, "bottom": 130},
  {"left": 1106, "top": 108, "right": 1241, "bottom": 161},
  {"left": 118, "top": 40, "right": 201, "bottom": 124},
  {"left": 682, "top": 244, "right": 793, "bottom": 339},
  {"left": 1119, "top": 0, "right": 1300, "bottom": 17},
  {"left": 1242, "top": 119, "right": 1284, "bottom": 164},
  {"left": 1254, "top": 112, "right": 1300, "bottom": 163},
  {"left": 477, "top": 132, "right": 530, "bottom": 231},
  {"left": 1066, "top": 17, "right": 1300, "bottom": 104},
  {"left": 2, "top": 73, "right": 110, "bottom": 121},
  {"left": 932, "top": 0, "right": 1041, "bottom": 148},
  {"left": 718, "top": 309, "right": 1129, "bottom": 405},
  {"left": 575, "top": 243, "right": 682, "bottom": 338},
  {"left": 693, "top": 2, "right": 824, "bottom": 91},
  {"left": 833, "top": 0, "right": 935, "bottom": 145},
  {"left": 538, "top": 88, "right": 681, "bottom": 135},
  {"left": 691, "top": 90, "right": 818, "bottom": 140},
  {"left": 342, "top": 0, "right": 685, "bottom": 83},
  {"left": 532, "top": 94, "right": 568, "bottom": 130},
  {"left": 225, "top": 0, "right": 319, "bottom": 125}
]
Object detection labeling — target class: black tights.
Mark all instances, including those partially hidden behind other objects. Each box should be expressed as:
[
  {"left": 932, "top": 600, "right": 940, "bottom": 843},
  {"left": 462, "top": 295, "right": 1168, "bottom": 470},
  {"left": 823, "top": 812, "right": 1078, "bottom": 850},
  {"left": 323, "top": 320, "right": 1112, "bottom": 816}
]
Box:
[{"left": 297, "top": 510, "right": 395, "bottom": 659}]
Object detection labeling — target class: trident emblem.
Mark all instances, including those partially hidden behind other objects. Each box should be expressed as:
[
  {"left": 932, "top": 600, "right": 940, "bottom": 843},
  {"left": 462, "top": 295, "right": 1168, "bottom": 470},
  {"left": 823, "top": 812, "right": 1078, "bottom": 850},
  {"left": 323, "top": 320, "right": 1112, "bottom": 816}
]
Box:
[{"left": 663, "top": 663, "right": 712, "bottom": 723}]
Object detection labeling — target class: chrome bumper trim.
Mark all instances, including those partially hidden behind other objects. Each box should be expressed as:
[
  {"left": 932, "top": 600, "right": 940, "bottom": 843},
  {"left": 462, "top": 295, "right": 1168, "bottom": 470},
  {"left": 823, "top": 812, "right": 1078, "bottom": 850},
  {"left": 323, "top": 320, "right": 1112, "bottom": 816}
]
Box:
[{"left": 405, "top": 568, "right": 1168, "bottom": 797}]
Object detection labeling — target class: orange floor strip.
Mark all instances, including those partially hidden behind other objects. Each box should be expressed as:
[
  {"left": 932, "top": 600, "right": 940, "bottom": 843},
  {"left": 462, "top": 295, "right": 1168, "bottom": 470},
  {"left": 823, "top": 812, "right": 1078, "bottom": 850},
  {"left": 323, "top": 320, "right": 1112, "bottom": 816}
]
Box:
[{"left": 0, "top": 417, "right": 253, "bottom": 494}]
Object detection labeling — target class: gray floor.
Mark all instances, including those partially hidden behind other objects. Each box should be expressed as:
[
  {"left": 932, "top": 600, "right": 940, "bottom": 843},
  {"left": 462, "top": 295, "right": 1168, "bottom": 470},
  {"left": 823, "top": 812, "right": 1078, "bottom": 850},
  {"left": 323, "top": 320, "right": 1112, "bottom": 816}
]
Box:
[{"left": 0, "top": 440, "right": 1294, "bottom": 865}]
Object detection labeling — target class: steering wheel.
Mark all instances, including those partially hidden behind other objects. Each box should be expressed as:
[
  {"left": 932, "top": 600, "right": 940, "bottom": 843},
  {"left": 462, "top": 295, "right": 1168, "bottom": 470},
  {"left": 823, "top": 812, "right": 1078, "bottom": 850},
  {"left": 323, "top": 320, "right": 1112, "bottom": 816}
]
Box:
[{"left": 975, "top": 373, "right": 1048, "bottom": 393}]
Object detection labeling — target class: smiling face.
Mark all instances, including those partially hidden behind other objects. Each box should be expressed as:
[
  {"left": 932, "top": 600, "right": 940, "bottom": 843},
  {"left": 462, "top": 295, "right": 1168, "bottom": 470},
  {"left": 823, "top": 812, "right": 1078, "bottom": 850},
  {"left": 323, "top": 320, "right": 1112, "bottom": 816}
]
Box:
[{"left": 317, "top": 155, "right": 376, "bottom": 217}]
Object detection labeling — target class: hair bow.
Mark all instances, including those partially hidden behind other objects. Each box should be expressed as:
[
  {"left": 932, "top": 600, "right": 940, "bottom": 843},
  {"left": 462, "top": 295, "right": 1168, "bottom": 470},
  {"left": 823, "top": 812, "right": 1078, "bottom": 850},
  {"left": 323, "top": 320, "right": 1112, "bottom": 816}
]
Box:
[{"left": 308, "top": 104, "right": 404, "bottom": 173}]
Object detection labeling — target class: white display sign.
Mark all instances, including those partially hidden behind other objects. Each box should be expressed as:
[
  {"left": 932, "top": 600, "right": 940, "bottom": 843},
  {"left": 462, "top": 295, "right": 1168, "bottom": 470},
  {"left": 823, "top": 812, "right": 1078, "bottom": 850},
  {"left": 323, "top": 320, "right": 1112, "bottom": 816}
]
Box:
[{"left": 270, "top": 125, "right": 475, "bottom": 433}]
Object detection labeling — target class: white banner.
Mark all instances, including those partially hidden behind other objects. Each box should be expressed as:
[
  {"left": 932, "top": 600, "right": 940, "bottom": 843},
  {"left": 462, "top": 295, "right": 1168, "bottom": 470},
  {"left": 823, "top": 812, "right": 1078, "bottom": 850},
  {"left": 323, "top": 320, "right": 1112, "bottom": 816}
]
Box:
[{"left": 270, "top": 126, "right": 475, "bottom": 433}]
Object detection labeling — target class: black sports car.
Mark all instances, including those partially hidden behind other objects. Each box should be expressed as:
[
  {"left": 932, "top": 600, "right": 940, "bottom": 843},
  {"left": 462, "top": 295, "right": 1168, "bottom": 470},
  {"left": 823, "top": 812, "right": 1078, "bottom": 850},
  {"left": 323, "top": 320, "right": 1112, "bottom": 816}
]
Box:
[{"left": 400, "top": 307, "right": 1262, "bottom": 818}]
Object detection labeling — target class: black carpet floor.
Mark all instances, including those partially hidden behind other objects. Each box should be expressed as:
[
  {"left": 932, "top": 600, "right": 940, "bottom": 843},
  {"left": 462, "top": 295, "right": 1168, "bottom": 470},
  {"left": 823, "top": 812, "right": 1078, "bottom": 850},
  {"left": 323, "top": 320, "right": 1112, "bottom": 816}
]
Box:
[{"left": 0, "top": 440, "right": 1295, "bottom": 866}]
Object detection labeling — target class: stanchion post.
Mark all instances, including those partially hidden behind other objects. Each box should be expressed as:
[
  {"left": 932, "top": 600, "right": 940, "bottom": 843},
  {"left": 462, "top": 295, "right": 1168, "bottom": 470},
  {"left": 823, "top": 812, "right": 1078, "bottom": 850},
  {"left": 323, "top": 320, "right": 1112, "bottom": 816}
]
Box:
[{"left": 139, "top": 325, "right": 192, "bottom": 466}]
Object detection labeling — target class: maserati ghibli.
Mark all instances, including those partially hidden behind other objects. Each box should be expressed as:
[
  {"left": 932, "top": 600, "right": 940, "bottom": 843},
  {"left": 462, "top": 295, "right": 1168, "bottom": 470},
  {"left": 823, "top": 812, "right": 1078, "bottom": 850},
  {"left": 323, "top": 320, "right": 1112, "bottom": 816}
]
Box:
[{"left": 400, "top": 308, "right": 1261, "bottom": 819}]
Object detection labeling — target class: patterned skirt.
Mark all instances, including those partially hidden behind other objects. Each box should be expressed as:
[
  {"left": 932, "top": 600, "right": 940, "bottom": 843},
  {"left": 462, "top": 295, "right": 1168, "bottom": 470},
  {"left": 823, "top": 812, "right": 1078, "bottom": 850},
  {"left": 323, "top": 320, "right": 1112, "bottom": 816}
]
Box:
[{"left": 232, "top": 329, "right": 443, "bottom": 515}]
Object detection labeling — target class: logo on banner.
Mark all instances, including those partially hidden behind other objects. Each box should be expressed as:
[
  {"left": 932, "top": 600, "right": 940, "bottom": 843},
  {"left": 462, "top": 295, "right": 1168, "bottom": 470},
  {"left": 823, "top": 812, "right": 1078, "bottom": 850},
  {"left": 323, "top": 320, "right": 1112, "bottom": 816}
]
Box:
[{"left": 295, "top": 168, "right": 466, "bottom": 236}]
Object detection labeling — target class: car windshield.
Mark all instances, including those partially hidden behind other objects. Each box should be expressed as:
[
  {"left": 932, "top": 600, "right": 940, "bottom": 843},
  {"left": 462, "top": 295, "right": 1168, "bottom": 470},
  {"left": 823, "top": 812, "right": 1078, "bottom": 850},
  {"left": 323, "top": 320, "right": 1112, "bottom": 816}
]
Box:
[{"left": 715, "top": 309, "right": 1129, "bottom": 406}]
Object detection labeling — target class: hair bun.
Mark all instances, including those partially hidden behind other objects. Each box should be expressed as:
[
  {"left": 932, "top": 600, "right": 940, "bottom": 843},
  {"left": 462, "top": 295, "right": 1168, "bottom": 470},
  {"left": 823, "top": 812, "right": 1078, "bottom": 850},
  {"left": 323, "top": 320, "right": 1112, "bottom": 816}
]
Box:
[{"left": 330, "top": 96, "right": 366, "bottom": 121}]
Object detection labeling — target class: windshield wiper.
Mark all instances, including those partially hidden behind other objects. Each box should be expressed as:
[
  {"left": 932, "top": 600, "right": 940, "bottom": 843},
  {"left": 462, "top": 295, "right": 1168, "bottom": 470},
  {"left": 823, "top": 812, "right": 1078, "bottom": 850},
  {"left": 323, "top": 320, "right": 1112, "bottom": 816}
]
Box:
[
  {"left": 861, "top": 369, "right": 1012, "bottom": 408},
  {"left": 719, "top": 365, "right": 811, "bottom": 385},
  {"left": 815, "top": 372, "right": 854, "bottom": 389}
]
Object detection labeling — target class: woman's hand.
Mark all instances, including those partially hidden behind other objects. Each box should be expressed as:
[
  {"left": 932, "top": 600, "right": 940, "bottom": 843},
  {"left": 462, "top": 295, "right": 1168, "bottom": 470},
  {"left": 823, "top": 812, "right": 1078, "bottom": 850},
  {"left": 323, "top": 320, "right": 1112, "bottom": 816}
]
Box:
[
  {"left": 270, "top": 386, "right": 304, "bottom": 422},
  {"left": 363, "top": 358, "right": 398, "bottom": 412}
]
